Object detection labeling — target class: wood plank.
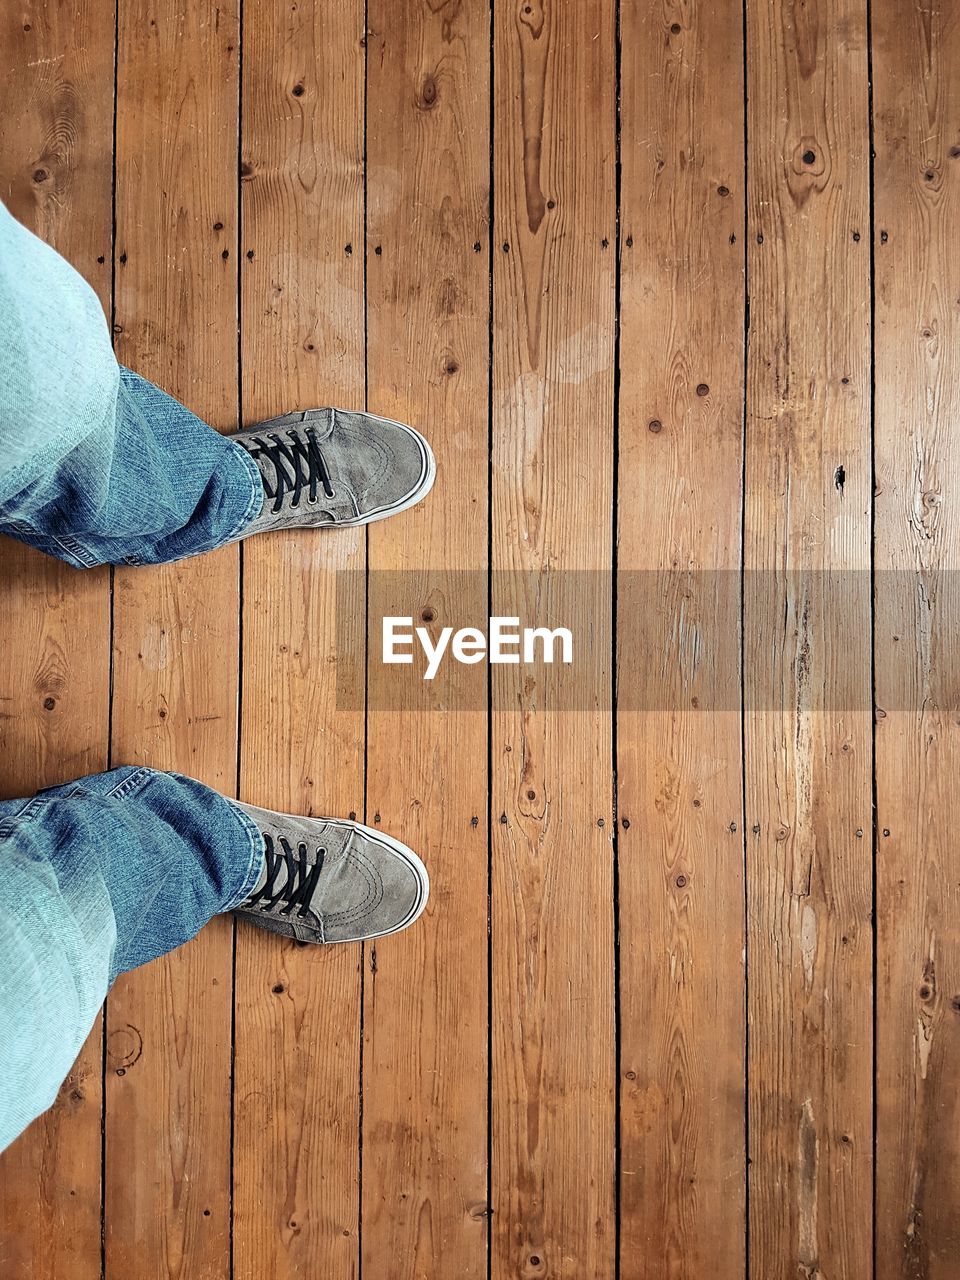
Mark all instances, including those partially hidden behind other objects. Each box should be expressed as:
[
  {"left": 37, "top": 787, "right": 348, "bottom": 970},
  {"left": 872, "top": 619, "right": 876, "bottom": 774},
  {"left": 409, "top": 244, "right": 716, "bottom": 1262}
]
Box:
[
  {"left": 362, "top": 0, "right": 490, "bottom": 1273},
  {"left": 233, "top": 3, "right": 365, "bottom": 1276},
  {"left": 0, "top": 2, "right": 114, "bottom": 1276},
  {"left": 617, "top": 1, "right": 746, "bottom": 1275},
  {"left": 491, "top": 1, "right": 616, "bottom": 1275},
  {"left": 873, "top": 1, "right": 960, "bottom": 1273},
  {"left": 743, "top": 0, "right": 873, "bottom": 1274},
  {"left": 104, "top": 2, "right": 240, "bottom": 1275}
]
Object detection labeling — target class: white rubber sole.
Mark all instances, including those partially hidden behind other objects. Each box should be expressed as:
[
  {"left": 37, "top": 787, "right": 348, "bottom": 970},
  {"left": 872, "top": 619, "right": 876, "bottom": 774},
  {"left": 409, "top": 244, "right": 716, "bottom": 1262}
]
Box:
[{"left": 234, "top": 800, "right": 430, "bottom": 943}]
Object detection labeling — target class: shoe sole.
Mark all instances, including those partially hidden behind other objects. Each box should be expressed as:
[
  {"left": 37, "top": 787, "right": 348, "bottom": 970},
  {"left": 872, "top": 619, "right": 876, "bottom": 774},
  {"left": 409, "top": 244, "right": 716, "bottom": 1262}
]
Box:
[{"left": 234, "top": 800, "right": 430, "bottom": 943}]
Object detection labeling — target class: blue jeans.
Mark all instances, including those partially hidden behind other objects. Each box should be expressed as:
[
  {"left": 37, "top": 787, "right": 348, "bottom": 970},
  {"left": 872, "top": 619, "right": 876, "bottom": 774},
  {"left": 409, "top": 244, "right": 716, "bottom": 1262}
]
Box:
[
  {"left": 0, "top": 195, "right": 262, "bottom": 565},
  {"left": 0, "top": 366, "right": 263, "bottom": 567},
  {"left": 0, "top": 208, "right": 269, "bottom": 1152},
  {"left": 0, "top": 767, "right": 264, "bottom": 1152}
]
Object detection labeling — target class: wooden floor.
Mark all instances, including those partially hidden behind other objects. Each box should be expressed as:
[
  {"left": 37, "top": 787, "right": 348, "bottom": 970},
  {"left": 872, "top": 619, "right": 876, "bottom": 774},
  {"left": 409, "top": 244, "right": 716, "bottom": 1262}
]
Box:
[{"left": 1, "top": 1, "right": 958, "bottom": 1277}]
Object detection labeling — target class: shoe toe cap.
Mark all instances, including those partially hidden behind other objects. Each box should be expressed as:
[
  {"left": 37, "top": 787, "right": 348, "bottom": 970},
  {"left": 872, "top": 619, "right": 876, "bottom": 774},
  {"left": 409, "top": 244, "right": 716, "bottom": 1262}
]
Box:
[
  {"left": 321, "top": 832, "right": 428, "bottom": 943},
  {"left": 332, "top": 410, "right": 432, "bottom": 514}
]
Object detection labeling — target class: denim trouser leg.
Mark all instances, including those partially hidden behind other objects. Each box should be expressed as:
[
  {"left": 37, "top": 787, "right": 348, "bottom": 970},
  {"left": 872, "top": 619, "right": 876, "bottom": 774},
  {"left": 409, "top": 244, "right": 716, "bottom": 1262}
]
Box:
[
  {"left": 0, "top": 366, "right": 263, "bottom": 568},
  {"left": 0, "top": 766, "right": 264, "bottom": 1153},
  {"left": 0, "top": 198, "right": 262, "bottom": 566}
]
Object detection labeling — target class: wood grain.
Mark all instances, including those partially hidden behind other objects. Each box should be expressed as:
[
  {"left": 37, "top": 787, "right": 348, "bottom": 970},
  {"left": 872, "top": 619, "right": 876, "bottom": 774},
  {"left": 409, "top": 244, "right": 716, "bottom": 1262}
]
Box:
[
  {"left": 873, "top": 0, "right": 960, "bottom": 1274},
  {"left": 105, "top": 1, "right": 240, "bottom": 1275},
  {"left": 362, "top": 0, "right": 490, "bottom": 1275},
  {"left": 744, "top": 0, "right": 873, "bottom": 1275},
  {"left": 491, "top": 2, "right": 616, "bottom": 1276},
  {"left": 8, "top": 0, "right": 960, "bottom": 1272},
  {"left": 233, "top": 2, "right": 365, "bottom": 1276},
  {"left": 0, "top": 2, "right": 113, "bottom": 1275},
  {"left": 617, "top": 2, "right": 746, "bottom": 1275}
]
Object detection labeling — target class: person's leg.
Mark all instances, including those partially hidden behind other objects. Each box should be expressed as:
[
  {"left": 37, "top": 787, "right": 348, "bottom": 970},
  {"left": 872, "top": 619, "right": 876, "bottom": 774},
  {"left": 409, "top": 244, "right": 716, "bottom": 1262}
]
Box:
[
  {"left": 0, "top": 767, "right": 428, "bottom": 1152},
  {"left": 1, "top": 198, "right": 433, "bottom": 569},
  {"left": 0, "top": 367, "right": 264, "bottom": 568},
  {"left": 0, "top": 200, "right": 263, "bottom": 568},
  {"left": 0, "top": 767, "right": 263, "bottom": 1152}
]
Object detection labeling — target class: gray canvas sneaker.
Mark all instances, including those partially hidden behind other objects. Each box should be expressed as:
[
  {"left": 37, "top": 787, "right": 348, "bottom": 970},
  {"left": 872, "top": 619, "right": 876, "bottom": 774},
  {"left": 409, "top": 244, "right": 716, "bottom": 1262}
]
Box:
[
  {"left": 230, "top": 799, "right": 429, "bottom": 944},
  {"left": 232, "top": 407, "right": 435, "bottom": 536}
]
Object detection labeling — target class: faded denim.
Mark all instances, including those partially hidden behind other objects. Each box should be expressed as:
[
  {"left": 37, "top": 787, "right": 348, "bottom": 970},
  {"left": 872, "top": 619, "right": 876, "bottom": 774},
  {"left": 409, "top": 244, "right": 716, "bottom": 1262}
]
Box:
[
  {"left": 0, "top": 206, "right": 269, "bottom": 1152},
  {"left": 0, "top": 767, "right": 263, "bottom": 1152},
  {"left": 0, "top": 199, "right": 262, "bottom": 567}
]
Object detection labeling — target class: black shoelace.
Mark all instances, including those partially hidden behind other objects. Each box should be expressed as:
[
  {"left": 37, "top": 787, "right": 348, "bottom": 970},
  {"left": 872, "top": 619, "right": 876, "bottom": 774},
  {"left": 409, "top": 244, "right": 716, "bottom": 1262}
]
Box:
[
  {"left": 246, "top": 427, "right": 335, "bottom": 514},
  {"left": 248, "top": 834, "right": 326, "bottom": 918}
]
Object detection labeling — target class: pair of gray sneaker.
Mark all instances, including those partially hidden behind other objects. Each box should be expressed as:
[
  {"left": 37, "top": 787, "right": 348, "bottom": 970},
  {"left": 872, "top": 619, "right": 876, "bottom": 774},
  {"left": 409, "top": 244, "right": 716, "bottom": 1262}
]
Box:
[{"left": 222, "top": 407, "right": 434, "bottom": 946}]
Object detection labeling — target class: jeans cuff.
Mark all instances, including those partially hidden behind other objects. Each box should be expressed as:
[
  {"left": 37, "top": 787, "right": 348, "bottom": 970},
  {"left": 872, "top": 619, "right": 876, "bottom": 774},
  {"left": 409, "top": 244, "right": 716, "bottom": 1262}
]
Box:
[
  {"left": 223, "top": 440, "right": 265, "bottom": 544},
  {"left": 221, "top": 798, "right": 265, "bottom": 910},
  {"left": 114, "top": 438, "right": 263, "bottom": 566},
  {"left": 0, "top": 519, "right": 99, "bottom": 570}
]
